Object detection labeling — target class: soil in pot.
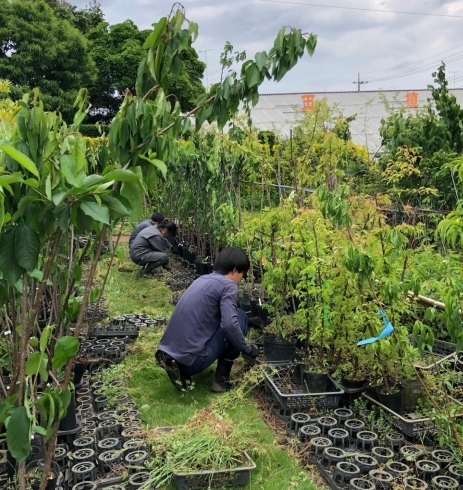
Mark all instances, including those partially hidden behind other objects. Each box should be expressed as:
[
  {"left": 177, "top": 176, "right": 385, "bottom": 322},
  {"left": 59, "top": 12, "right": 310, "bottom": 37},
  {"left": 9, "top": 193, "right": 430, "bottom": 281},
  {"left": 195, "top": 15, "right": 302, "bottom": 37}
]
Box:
[
  {"left": 376, "top": 385, "right": 403, "bottom": 415},
  {"left": 26, "top": 459, "right": 59, "bottom": 490}
]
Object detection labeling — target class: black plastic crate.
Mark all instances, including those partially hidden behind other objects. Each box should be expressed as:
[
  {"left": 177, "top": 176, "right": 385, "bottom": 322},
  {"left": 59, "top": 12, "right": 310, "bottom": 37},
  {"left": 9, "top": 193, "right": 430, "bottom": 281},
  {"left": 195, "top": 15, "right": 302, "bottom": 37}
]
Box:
[
  {"left": 265, "top": 365, "right": 344, "bottom": 410},
  {"left": 362, "top": 392, "right": 463, "bottom": 437},
  {"left": 409, "top": 334, "right": 456, "bottom": 370},
  {"left": 172, "top": 452, "right": 256, "bottom": 490}
]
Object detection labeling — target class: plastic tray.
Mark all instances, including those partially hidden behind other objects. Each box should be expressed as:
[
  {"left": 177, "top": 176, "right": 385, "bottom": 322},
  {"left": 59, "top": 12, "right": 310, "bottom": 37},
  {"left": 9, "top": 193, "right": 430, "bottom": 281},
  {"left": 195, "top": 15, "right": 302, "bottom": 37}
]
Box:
[
  {"left": 172, "top": 452, "right": 256, "bottom": 490},
  {"left": 265, "top": 366, "right": 344, "bottom": 410},
  {"left": 362, "top": 392, "right": 463, "bottom": 437},
  {"left": 409, "top": 335, "right": 456, "bottom": 370}
]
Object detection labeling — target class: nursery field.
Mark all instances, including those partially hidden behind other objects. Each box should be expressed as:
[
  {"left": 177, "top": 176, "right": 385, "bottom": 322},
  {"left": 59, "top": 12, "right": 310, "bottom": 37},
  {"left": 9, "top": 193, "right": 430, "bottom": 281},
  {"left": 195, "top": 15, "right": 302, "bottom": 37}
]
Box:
[{"left": 99, "top": 244, "right": 322, "bottom": 489}]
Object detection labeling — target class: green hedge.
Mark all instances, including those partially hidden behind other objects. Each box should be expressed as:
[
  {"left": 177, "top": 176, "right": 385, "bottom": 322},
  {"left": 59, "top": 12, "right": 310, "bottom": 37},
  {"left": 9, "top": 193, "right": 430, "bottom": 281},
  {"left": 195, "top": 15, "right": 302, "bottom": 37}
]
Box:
[{"left": 79, "top": 124, "right": 110, "bottom": 137}]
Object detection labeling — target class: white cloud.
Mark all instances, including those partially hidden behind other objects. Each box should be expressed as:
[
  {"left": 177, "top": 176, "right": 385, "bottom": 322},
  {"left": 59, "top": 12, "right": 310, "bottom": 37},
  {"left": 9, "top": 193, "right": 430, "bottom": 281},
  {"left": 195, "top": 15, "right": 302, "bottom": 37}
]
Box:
[{"left": 68, "top": 0, "right": 463, "bottom": 92}]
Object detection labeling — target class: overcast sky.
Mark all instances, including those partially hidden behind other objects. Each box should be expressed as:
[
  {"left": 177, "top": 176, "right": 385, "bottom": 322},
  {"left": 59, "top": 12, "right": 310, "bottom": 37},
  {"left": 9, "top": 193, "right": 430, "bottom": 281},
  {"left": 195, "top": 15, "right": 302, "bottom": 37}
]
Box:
[{"left": 71, "top": 0, "right": 463, "bottom": 93}]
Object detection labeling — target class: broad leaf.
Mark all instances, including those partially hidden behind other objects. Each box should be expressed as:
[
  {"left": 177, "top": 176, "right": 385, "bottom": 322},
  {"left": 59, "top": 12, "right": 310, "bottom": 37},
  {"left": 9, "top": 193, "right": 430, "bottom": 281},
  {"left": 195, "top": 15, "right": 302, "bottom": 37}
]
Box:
[
  {"left": 104, "top": 169, "right": 142, "bottom": 185},
  {"left": 80, "top": 200, "right": 110, "bottom": 225},
  {"left": 143, "top": 17, "right": 167, "bottom": 49},
  {"left": 121, "top": 181, "right": 143, "bottom": 220},
  {"left": 255, "top": 51, "right": 268, "bottom": 71},
  {"left": 0, "top": 228, "right": 23, "bottom": 285},
  {"left": 61, "top": 155, "right": 84, "bottom": 188},
  {"left": 52, "top": 336, "right": 80, "bottom": 369},
  {"left": 0, "top": 142, "right": 39, "bottom": 177},
  {"left": 15, "top": 225, "right": 40, "bottom": 271},
  {"left": 40, "top": 325, "right": 53, "bottom": 353},
  {"left": 139, "top": 155, "right": 167, "bottom": 179},
  {"left": 6, "top": 406, "right": 31, "bottom": 462},
  {"left": 100, "top": 195, "right": 130, "bottom": 217},
  {"left": 25, "top": 351, "right": 49, "bottom": 381},
  {"left": 57, "top": 387, "right": 71, "bottom": 419}
]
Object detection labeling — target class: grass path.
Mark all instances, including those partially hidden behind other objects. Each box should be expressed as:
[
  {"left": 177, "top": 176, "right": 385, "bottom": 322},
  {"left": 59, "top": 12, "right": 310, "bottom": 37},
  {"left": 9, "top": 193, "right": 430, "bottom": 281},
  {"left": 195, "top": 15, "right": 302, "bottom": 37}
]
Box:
[{"left": 100, "top": 245, "right": 321, "bottom": 489}]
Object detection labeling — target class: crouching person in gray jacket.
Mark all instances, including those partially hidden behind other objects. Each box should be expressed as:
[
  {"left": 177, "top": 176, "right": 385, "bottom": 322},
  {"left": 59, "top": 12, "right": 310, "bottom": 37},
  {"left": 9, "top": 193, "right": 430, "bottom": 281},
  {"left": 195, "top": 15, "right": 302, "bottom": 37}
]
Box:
[{"left": 130, "top": 220, "right": 177, "bottom": 276}]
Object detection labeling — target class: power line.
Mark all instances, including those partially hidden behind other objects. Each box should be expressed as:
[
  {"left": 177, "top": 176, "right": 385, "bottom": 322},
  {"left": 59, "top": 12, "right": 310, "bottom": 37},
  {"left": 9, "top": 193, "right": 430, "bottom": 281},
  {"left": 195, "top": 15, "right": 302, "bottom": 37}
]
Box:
[
  {"left": 258, "top": 0, "right": 463, "bottom": 18},
  {"left": 367, "top": 51, "right": 463, "bottom": 84},
  {"left": 363, "top": 42, "right": 463, "bottom": 74}
]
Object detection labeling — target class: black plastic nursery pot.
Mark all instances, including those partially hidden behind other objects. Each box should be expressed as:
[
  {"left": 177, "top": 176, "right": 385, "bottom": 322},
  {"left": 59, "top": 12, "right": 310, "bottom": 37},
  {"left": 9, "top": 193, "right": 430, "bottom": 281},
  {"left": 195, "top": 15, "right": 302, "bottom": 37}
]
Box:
[
  {"left": 73, "top": 363, "right": 87, "bottom": 387},
  {"left": 341, "top": 377, "right": 366, "bottom": 390},
  {"left": 402, "top": 378, "right": 425, "bottom": 412},
  {"left": 25, "top": 459, "right": 60, "bottom": 490},
  {"left": 305, "top": 372, "right": 329, "bottom": 393},
  {"left": 376, "top": 385, "right": 403, "bottom": 415},
  {"left": 263, "top": 337, "right": 296, "bottom": 363},
  {"left": 195, "top": 262, "right": 210, "bottom": 276}
]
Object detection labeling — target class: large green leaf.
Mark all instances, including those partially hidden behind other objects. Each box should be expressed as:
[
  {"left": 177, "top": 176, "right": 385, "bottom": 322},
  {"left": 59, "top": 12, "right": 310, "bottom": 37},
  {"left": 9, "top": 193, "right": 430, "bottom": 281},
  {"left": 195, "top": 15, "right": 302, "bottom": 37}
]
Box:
[
  {"left": 143, "top": 17, "right": 167, "bottom": 49},
  {"left": 104, "top": 169, "right": 141, "bottom": 185},
  {"left": 0, "top": 142, "right": 39, "bottom": 177},
  {"left": 0, "top": 228, "right": 23, "bottom": 285},
  {"left": 100, "top": 195, "right": 130, "bottom": 217},
  {"left": 40, "top": 325, "right": 53, "bottom": 353},
  {"left": 6, "top": 406, "right": 31, "bottom": 462},
  {"left": 15, "top": 225, "right": 40, "bottom": 271},
  {"left": 61, "top": 155, "right": 84, "bottom": 188},
  {"left": 80, "top": 200, "right": 110, "bottom": 225},
  {"left": 25, "top": 351, "right": 49, "bottom": 381},
  {"left": 255, "top": 51, "right": 268, "bottom": 71},
  {"left": 57, "top": 387, "right": 71, "bottom": 419},
  {"left": 121, "top": 181, "right": 143, "bottom": 220},
  {"left": 139, "top": 155, "right": 167, "bottom": 179},
  {"left": 52, "top": 336, "right": 80, "bottom": 369}
]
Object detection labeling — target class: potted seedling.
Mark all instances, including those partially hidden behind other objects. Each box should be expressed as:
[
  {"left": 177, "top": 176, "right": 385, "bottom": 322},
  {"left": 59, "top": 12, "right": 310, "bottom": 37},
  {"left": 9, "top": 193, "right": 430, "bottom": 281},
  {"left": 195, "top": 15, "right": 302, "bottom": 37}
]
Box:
[{"left": 25, "top": 460, "right": 60, "bottom": 490}]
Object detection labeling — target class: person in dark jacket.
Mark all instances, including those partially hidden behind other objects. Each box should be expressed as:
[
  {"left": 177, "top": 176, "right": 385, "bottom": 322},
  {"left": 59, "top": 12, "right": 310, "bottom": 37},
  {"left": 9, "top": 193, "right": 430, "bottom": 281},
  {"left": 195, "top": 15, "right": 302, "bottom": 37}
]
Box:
[
  {"left": 128, "top": 212, "right": 164, "bottom": 249},
  {"left": 130, "top": 220, "right": 177, "bottom": 276},
  {"left": 155, "top": 247, "right": 260, "bottom": 392}
]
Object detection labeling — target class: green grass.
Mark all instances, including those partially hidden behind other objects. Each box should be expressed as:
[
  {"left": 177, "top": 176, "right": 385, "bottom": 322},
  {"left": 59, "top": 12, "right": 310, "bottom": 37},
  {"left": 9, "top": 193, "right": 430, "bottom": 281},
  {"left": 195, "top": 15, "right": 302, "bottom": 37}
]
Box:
[
  {"left": 100, "top": 246, "right": 321, "bottom": 489},
  {"left": 100, "top": 244, "right": 174, "bottom": 317}
]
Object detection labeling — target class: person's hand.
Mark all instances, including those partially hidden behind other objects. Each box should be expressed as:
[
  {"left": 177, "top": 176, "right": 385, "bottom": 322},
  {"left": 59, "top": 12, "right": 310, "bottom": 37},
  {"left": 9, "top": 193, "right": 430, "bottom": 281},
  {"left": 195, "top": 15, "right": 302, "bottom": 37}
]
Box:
[{"left": 247, "top": 344, "right": 260, "bottom": 358}]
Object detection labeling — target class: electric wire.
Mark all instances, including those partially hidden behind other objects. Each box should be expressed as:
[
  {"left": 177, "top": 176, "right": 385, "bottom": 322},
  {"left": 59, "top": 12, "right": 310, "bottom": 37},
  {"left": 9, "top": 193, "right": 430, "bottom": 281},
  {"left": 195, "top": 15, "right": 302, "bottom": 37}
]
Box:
[
  {"left": 367, "top": 52, "right": 463, "bottom": 84},
  {"left": 362, "top": 42, "right": 463, "bottom": 74},
  {"left": 257, "top": 0, "right": 463, "bottom": 18}
]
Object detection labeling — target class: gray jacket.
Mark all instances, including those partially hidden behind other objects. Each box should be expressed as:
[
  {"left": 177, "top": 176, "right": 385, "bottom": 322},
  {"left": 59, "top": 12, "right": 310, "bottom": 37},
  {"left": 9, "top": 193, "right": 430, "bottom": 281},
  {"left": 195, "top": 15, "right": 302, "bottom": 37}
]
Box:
[{"left": 130, "top": 226, "right": 167, "bottom": 260}]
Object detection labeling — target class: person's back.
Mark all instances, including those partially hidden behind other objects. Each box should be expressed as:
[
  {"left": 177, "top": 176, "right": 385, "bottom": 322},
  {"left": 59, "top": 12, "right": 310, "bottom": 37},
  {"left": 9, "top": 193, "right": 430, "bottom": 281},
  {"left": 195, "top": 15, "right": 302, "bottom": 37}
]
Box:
[
  {"left": 128, "top": 212, "right": 164, "bottom": 249},
  {"left": 130, "top": 225, "right": 166, "bottom": 261},
  {"left": 159, "top": 272, "right": 247, "bottom": 365},
  {"left": 128, "top": 219, "right": 151, "bottom": 248}
]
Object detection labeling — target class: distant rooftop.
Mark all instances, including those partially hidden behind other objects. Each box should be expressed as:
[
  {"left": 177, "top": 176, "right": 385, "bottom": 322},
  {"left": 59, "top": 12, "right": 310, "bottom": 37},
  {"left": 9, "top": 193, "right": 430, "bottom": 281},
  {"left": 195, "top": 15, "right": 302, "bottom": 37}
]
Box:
[{"left": 249, "top": 89, "right": 463, "bottom": 153}]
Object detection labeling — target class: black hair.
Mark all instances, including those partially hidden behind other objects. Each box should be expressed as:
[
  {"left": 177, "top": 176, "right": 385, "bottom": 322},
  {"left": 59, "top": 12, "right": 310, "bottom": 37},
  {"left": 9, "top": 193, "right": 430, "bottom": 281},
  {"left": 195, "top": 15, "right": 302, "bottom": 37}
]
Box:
[
  {"left": 151, "top": 212, "right": 164, "bottom": 223},
  {"left": 158, "top": 219, "right": 177, "bottom": 237},
  {"left": 213, "top": 247, "right": 250, "bottom": 275}
]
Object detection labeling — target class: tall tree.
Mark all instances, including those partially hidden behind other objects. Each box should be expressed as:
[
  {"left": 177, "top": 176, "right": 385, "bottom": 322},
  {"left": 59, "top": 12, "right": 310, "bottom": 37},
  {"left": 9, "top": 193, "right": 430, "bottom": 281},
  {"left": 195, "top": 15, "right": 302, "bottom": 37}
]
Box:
[
  {"left": 83, "top": 19, "right": 206, "bottom": 123},
  {"left": 0, "top": 0, "right": 96, "bottom": 119}
]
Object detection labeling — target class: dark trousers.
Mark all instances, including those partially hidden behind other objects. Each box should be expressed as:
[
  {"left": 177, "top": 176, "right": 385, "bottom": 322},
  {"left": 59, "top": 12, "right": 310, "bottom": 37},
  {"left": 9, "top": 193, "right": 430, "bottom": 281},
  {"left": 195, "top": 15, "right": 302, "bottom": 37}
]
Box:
[
  {"left": 131, "top": 250, "right": 168, "bottom": 273},
  {"left": 179, "top": 309, "right": 249, "bottom": 377}
]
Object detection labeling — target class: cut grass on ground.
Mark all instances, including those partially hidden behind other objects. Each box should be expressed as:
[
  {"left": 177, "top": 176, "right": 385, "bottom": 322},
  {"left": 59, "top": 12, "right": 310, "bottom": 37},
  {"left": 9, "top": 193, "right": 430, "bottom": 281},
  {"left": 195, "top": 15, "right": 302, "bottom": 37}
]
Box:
[{"left": 100, "top": 247, "right": 321, "bottom": 489}]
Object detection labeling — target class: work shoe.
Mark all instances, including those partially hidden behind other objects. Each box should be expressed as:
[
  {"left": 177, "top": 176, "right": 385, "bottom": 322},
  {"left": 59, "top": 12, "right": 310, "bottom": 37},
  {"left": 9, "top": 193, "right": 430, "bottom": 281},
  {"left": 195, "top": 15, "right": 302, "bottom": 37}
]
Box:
[
  {"left": 211, "top": 374, "right": 233, "bottom": 393},
  {"left": 155, "top": 350, "right": 193, "bottom": 392}
]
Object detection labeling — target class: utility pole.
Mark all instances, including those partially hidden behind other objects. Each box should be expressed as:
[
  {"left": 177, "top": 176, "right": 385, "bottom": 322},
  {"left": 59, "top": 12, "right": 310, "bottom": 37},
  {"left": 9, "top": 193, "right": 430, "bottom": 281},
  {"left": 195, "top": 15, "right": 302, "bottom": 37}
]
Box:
[
  {"left": 353, "top": 72, "right": 368, "bottom": 91},
  {"left": 449, "top": 71, "right": 462, "bottom": 88},
  {"left": 199, "top": 49, "right": 214, "bottom": 89}
]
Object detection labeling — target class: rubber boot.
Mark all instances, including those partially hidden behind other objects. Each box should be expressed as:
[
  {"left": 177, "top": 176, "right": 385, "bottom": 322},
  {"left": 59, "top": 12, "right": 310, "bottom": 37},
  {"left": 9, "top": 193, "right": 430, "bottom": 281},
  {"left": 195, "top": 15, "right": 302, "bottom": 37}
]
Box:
[{"left": 211, "top": 359, "right": 234, "bottom": 393}]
